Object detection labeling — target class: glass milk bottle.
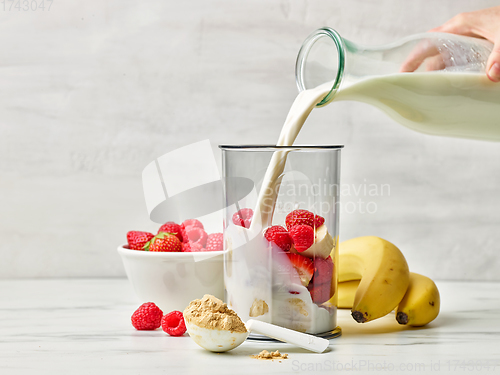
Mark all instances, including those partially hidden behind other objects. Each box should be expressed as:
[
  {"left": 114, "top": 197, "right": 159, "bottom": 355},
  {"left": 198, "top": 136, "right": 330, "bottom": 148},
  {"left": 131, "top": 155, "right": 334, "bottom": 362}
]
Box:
[{"left": 296, "top": 27, "right": 500, "bottom": 141}]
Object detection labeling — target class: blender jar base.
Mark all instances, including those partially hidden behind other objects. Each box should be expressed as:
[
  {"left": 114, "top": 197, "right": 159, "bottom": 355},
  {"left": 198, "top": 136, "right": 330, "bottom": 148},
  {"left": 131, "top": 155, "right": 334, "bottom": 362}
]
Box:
[{"left": 247, "top": 326, "right": 342, "bottom": 341}]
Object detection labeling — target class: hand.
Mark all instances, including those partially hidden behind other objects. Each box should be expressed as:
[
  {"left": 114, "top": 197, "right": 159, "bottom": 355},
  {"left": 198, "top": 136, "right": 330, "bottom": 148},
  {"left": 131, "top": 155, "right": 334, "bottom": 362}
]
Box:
[{"left": 429, "top": 6, "right": 500, "bottom": 82}]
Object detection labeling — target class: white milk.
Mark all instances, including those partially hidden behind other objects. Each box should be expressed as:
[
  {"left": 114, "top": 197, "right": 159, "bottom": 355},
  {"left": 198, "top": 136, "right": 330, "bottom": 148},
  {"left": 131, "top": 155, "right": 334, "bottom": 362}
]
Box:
[
  {"left": 335, "top": 72, "right": 500, "bottom": 141},
  {"left": 225, "top": 83, "right": 334, "bottom": 334},
  {"left": 226, "top": 71, "right": 500, "bottom": 334},
  {"left": 252, "top": 82, "right": 332, "bottom": 228}
]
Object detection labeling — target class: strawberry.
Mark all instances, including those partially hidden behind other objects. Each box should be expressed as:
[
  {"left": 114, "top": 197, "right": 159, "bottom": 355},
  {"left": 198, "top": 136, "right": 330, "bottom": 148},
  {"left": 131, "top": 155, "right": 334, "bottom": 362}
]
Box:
[
  {"left": 311, "top": 256, "right": 334, "bottom": 285},
  {"left": 289, "top": 224, "right": 314, "bottom": 252},
  {"left": 131, "top": 302, "right": 163, "bottom": 330},
  {"left": 184, "top": 226, "right": 208, "bottom": 247},
  {"left": 314, "top": 215, "right": 325, "bottom": 228},
  {"left": 146, "top": 232, "right": 182, "bottom": 252},
  {"left": 286, "top": 253, "right": 314, "bottom": 287},
  {"left": 206, "top": 233, "right": 223, "bottom": 251},
  {"left": 232, "top": 208, "right": 253, "bottom": 228},
  {"left": 307, "top": 256, "right": 334, "bottom": 304},
  {"left": 285, "top": 209, "right": 314, "bottom": 230},
  {"left": 158, "top": 222, "right": 183, "bottom": 242},
  {"left": 127, "top": 231, "right": 154, "bottom": 250},
  {"left": 307, "top": 283, "right": 333, "bottom": 304},
  {"left": 264, "top": 225, "right": 292, "bottom": 251}
]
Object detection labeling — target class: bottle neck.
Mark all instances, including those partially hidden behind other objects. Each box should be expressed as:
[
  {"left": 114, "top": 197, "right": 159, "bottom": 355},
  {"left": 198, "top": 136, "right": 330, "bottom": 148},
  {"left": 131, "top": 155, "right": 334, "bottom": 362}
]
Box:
[{"left": 295, "top": 27, "right": 346, "bottom": 106}]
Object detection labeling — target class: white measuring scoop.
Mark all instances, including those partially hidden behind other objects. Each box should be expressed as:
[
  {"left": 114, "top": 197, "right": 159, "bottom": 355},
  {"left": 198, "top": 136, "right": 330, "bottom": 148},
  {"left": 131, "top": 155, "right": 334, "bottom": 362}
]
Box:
[{"left": 185, "top": 318, "right": 330, "bottom": 353}]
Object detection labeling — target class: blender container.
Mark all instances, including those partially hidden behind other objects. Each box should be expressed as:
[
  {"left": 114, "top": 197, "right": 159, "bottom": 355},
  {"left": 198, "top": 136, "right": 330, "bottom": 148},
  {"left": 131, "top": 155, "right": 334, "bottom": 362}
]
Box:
[{"left": 220, "top": 145, "right": 343, "bottom": 338}]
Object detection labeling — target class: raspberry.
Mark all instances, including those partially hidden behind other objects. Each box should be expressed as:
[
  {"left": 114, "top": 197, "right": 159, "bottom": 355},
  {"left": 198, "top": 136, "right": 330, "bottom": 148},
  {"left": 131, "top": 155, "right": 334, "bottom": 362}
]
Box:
[
  {"left": 180, "top": 219, "right": 204, "bottom": 243},
  {"left": 285, "top": 209, "right": 315, "bottom": 231},
  {"left": 158, "top": 222, "right": 183, "bottom": 242},
  {"left": 131, "top": 302, "right": 163, "bottom": 330},
  {"left": 182, "top": 219, "right": 204, "bottom": 230},
  {"left": 184, "top": 226, "right": 208, "bottom": 247},
  {"left": 162, "top": 310, "right": 186, "bottom": 336},
  {"left": 232, "top": 208, "right": 253, "bottom": 228},
  {"left": 206, "top": 233, "right": 223, "bottom": 251},
  {"left": 289, "top": 224, "right": 315, "bottom": 252},
  {"left": 127, "top": 231, "right": 154, "bottom": 250},
  {"left": 314, "top": 215, "right": 325, "bottom": 228},
  {"left": 264, "top": 225, "right": 292, "bottom": 251},
  {"left": 182, "top": 242, "right": 204, "bottom": 252}
]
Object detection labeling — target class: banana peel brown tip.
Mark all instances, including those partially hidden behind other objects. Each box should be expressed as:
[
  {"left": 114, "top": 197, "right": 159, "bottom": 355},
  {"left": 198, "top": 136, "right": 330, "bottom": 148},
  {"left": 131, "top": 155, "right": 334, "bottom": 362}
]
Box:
[
  {"left": 396, "top": 311, "right": 408, "bottom": 325},
  {"left": 352, "top": 310, "right": 368, "bottom": 323}
]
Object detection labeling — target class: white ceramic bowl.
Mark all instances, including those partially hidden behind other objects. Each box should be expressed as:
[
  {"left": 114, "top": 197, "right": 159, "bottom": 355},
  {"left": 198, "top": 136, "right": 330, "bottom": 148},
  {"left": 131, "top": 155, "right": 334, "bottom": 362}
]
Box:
[{"left": 117, "top": 245, "right": 224, "bottom": 313}]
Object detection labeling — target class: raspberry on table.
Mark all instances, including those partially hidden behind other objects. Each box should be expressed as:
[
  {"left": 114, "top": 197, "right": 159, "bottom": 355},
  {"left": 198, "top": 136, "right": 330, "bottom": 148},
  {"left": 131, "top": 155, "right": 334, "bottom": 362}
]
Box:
[
  {"left": 206, "top": 233, "right": 223, "bottom": 251},
  {"left": 131, "top": 302, "right": 163, "bottom": 330},
  {"left": 162, "top": 310, "right": 187, "bottom": 336}
]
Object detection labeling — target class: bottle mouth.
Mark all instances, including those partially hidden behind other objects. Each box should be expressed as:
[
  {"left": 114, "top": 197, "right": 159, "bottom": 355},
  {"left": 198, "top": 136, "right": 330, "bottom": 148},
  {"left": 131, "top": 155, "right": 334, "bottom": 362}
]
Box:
[{"left": 295, "top": 27, "right": 345, "bottom": 106}]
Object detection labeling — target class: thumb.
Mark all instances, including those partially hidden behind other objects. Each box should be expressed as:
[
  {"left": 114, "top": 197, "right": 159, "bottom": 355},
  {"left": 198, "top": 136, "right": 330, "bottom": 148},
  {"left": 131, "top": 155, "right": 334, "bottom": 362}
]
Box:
[{"left": 486, "top": 40, "right": 500, "bottom": 82}]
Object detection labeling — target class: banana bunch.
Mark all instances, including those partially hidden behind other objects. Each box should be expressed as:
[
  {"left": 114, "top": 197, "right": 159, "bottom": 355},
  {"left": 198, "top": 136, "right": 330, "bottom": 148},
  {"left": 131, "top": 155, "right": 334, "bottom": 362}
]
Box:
[{"left": 334, "top": 236, "right": 440, "bottom": 327}]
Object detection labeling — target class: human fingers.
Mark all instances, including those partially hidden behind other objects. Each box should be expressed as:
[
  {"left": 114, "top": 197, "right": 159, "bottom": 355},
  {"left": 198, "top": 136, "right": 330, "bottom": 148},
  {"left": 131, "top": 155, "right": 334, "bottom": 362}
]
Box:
[
  {"left": 486, "top": 40, "right": 500, "bottom": 82},
  {"left": 425, "top": 55, "right": 446, "bottom": 72},
  {"left": 400, "top": 40, "right": 440, "bottom": 72}
]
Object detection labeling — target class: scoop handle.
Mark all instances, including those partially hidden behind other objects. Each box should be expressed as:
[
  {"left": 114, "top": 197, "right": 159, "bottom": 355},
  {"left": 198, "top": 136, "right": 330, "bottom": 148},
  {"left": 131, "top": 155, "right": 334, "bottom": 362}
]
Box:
[{"left": 245, "top": 319, "right": 329, "bottom": 353}]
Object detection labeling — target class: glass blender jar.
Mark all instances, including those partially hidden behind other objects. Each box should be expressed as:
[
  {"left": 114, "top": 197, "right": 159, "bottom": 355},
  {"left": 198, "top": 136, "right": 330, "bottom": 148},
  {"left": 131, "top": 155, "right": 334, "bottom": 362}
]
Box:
[{"left": 220, "top": 145, "right": 343, "bottom": 339}]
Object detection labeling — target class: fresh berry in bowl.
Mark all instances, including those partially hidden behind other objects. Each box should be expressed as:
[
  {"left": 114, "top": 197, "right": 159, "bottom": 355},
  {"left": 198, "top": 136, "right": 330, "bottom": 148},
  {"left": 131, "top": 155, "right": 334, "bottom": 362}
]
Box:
[
  {"left": 158, "top": 222, "right": 183, "bottom": 242},
  {"left": 118, "top": 220, "right": 224, "bottom": 313},
  {"left": 206, "top": 233, "right": 224, "bottom": 252},
  {"left": 127, "top": 231, "right": 155, "bottom": 250}
]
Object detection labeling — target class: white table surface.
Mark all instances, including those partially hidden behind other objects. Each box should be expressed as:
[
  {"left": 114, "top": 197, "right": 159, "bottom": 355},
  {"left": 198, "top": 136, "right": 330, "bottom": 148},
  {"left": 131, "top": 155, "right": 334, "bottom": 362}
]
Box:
[{"left": 1, "top": 279, "right": 499, "bottom": 375}]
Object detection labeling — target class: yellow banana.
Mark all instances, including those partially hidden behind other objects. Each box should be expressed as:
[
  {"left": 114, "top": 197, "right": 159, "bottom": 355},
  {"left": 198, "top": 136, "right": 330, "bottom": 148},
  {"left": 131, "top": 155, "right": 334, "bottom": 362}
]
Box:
[
  {"left": 337, "top": 280, "right": 359, "bottom": 309},
  {"left": 337, "top": 274, "right": 440, "bottom": 327},
  {"left": 338, "top": 236, "right": 410, "bottom": 323},
  {"left": 396, "top": 272, "right": 440, "bottom": 327}
]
